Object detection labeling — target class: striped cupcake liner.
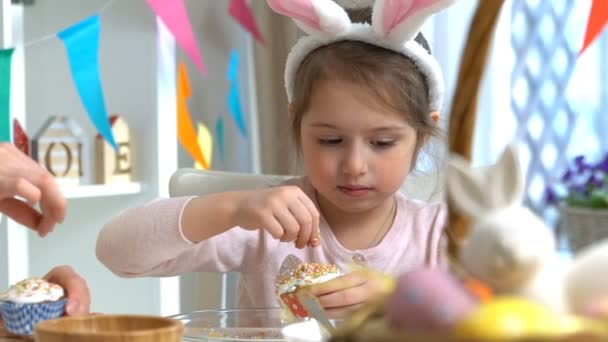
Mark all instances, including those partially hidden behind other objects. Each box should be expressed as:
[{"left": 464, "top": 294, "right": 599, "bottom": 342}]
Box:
[{"left": 0, "top": 299, "right": 66, "bottom": 335}]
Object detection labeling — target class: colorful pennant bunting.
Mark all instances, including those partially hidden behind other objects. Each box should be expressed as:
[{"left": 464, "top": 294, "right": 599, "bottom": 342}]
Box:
[
  {"left": 216, "top": 116, "right": 225, "bottom": 166},
  {"left": 177, "top": 62, "right": 209, "bottom": 169},
  {"left": 229, "top": 0, "right": 266, "bottom": 45},
  {"left": 57, "top": 15, "right": 117, "bottom": 151},
  {"left": 13, "top": 118, "right": 29, "bottom": 156},
  {"left": 580, "top": 0, "right": 608, "bottom": 55},
  {"left": 227, "top": 50, "right": 247, "bottom": 137},
  {"left": 146, "top": 0, "right": 207, "bottom": 76},
  {"left": 0, "top": 49, "right": 14, "bottom": 142},
  {"left": 194, "top": 122, "right": 213, "bottom": 170}
]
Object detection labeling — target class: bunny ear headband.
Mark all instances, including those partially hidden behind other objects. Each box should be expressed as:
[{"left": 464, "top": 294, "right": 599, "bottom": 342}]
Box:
[{"left": 266, "top": 0, "right": 456, "bottom": 113}]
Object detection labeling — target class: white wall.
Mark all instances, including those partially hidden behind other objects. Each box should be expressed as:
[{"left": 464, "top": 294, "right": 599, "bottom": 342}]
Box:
[
  {"left": 174, "top": 1, "right": 260, "bottom": 312},
  {"left": 21, "top": 0, "right": 163, "bottom": 315}
]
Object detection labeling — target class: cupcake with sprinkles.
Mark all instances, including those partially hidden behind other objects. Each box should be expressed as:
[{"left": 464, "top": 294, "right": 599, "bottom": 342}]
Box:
[
  {"left": 276, "top": 263, "right": 341, "bottom": 296},
  {"left": 0, "top": 277, "right": 66, "bottom": 335},
  {"left": 276, "top": 258, "right": 341, "bottom": 322}
]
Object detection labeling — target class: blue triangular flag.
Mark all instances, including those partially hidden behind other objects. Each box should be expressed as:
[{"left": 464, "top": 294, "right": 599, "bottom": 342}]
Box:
[
  {"left": 216, "top": 116, "right": 225, "bottom": 166},
  {"left": 57, "top": 15, "right": 117, "bottom": 150},
  {"left": 226, "top": 50, "right": 247, "bottom": 137}
]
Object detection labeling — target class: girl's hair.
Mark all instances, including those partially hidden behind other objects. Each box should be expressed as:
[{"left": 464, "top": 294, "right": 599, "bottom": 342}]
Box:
[{"left": 289, "top": 8, "right": 441, "bottom": 168}]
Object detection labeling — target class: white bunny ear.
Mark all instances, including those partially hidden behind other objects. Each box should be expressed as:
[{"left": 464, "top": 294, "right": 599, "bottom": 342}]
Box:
[
  {"left": 490, "top": 144, "right": 525, "bottom": 207},
  {"left": 447, "top": 145, "right": 525, "bottom": 219},
  {"left": 267, "top": 0, "right": 351, "bottom": 37},
  {"left": 372, "top": 0, "right": 455, "bottom": 44},
  {"left": 447, "top": 154, "right": 488, "bottom": 220}
]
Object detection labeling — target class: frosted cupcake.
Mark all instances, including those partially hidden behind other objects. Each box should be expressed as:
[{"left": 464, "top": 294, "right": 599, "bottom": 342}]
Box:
[
  {"left": 276, "top": 263, "right": 340, "bottom": 321},
  {"left": 276, "top": 263, "right": 341, "bottom": 296},
  {"left": 0, "top": 277, "right": 66, "bottom": 335}
]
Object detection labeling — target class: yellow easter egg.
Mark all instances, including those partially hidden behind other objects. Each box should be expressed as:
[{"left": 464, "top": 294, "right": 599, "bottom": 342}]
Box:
[{"left": 453, "top": 297, "right": 585, "bottom": 340}]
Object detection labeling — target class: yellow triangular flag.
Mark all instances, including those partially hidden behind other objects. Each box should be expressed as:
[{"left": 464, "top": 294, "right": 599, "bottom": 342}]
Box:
[{"left": 194, "top": 122, "right": 213, "bottom": 170}]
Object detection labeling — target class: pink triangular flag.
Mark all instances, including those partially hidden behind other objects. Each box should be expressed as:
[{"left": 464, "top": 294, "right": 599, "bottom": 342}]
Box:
[
  {"left": 580, "top": 0, "right": 608, "bottom": 56},
  {"left": 146, "top": 0, "right": 207, "bottom": 76},
  {"left": 229, "top": 0, "right": 266, "bottom": 45}
]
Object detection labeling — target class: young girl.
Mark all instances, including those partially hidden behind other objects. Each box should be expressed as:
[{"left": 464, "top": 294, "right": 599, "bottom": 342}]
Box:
[{"left": 96, "top": 0, "right": 453, "bottom": 317}]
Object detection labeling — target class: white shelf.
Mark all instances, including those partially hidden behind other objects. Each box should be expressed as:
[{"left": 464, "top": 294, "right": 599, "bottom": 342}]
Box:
[{"left": 61, "top": 182, "right": 143, "bottom": 199}]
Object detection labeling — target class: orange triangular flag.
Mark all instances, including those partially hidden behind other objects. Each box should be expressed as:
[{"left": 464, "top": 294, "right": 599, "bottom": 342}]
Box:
[
  {"left": 177, "top": 62, "right": 208, "bottom": 169},
  {"left": 580, "top": 0, "right": 608, "bottom": 56}
]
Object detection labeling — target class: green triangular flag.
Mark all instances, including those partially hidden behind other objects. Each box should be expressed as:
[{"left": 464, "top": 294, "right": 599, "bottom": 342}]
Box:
[{"left": 0, "top": 48, "right": 14, "bottom": 142}]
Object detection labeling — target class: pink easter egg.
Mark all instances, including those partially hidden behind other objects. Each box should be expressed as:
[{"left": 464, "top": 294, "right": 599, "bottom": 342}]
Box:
[{"left": 385, "top": 267, "right": 478, "bottom": 331}]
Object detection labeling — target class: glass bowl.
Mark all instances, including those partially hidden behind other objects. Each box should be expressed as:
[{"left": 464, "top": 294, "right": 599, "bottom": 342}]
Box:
[{"left": 169, "top": 308, "right": 286, "bottom": 342}]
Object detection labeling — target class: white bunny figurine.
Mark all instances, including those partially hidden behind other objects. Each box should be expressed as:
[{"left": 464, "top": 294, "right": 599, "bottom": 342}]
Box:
[{"left": 447, "top": 145, "right": 567, "bottom": 313}]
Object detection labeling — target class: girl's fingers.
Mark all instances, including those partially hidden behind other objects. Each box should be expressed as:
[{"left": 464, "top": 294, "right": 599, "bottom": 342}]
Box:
[
  {"left": 274, "top": 207, "right": 299, "bottom": 242},
  {"left": 298, "top": 194, "right": 320, "bottom": 247},
  {"left": 309, "top": 273, "right": 367, "bottom": 296},
  {"left": 289, "top": 201, "right": 312, "bottom": 249},
  {"left": 316, "top": 283, "right": 369, "bottom": 308},
  {"left": 263, "top": 215, "right": 285, "bottom": 240},
  {"left": 325, "top": 303, "right": 364, "bottom": 319},
  {"left": 0, "top": 198, "right": 42, "bottom": 229}
]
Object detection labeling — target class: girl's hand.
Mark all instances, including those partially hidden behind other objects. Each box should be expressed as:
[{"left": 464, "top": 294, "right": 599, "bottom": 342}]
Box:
[
  {"left": 0, "top": 143, "right": 66, "bottom": 237},
  {"left": 233, "top": 186, "right": 321, "bottom": 248},
  {"left": 43, "top": 265, "right": 91, "bottom": 316},
  {"left": 308, "top": 272, "right": 389, "bottom": 318}
]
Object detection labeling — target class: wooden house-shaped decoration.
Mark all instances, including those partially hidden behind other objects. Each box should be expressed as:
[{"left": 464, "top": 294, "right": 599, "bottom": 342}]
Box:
[
  {"left": 95, "top": 115, "right": 132, "bottom": 184},
  {"left": 32, "top": 116, "right": 86, "bottom": 186}
]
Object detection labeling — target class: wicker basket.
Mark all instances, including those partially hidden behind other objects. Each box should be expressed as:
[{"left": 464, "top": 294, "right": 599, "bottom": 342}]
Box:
[{"left": 561, "top": 206, "right": 608, "bottom": 253}]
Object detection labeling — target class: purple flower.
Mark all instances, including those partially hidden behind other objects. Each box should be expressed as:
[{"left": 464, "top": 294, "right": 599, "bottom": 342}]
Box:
[
  {"left": 587, "top": 175, "right": 604, "bottom": 188},
  {"left": 561, "top": 169, "right": 573, "bottom": 182},
  {"left": 596, "top": 154, "right": 608, "bottom": 172},
  {"left": 544, "top": 187, "right": 559, "bottom": 204},
  {"left": 575, "top": 155, "right": 590, "bottom": 172}
]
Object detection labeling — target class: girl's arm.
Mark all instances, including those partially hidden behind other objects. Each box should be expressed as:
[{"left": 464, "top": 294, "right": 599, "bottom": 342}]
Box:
[
  {"left": 96, "top": 195, "right": 253, "bottom": 277},
  {"left": 96, "top": 186, "right": 321, "bottom": 277}
]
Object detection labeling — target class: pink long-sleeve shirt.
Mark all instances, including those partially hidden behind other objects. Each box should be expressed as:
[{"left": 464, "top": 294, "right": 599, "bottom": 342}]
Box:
[{"left": 96, "top": 178, "right": 447, "bottom": 309}]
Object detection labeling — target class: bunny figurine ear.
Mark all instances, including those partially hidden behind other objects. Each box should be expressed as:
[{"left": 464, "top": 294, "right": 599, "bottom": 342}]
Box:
[
  {"left": 267, "top": 0, "right": 352, "bottom": 37},
  {"left": 372, "top": 0, "right": 456, "bottom": 44},
  {"left": 447, "top": 144, "right": 525, "bottom": 219}
]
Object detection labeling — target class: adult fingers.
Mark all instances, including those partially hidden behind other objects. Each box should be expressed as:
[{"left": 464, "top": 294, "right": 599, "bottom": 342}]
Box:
[
  {"left": 37, "top": 173, "right": 67, "bottom": 224},
  {"left": 12, "top": 177, "right": 42, "bottom": 205},
  {"left": 36, "top": 214, "right": 58, "bottom": 238},
  {"left": 44, "top": 266, "right": 91, "bottom": 316},
  {"left": 0, "top": 198, "right": 42, "bottom": 229}
]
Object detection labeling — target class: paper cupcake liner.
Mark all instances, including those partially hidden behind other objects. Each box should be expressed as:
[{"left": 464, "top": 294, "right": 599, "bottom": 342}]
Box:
[{"left": 0, "top": 299, "right": 66, "bottom": 335}]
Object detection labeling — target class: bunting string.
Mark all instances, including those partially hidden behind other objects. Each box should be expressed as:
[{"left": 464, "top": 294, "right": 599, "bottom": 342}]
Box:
[{"left": 20, "top": 0, "right": 116, "bottom": 50}]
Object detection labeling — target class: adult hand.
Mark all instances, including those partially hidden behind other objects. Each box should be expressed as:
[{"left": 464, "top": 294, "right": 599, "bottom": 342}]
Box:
[
  {"left": 0, "top": 143, "right": 66, "bottom": 237},
  {"left": 43, "top": 265, "right": 90, "bottom": 316}
]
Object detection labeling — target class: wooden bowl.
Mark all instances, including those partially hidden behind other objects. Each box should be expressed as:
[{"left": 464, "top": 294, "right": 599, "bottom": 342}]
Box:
[{"left": 34, "top": 314, "right": 183, "bottom": 342}]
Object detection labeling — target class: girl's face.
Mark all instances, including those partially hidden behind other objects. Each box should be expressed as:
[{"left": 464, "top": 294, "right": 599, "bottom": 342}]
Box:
[{"left": 300, "top": 79, "right": 419, "bottom": 213}]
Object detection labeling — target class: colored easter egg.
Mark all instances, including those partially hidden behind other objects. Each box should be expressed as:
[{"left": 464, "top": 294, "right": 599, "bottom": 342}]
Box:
[
  {"left": 454, "top": 297, "right": 595, "bottom": 339},
  {"left": 384, "top": 267, "right": 477, "bottom": 331}
]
